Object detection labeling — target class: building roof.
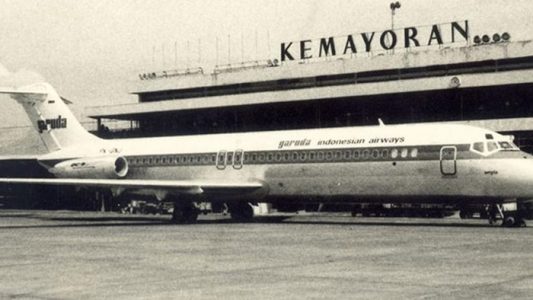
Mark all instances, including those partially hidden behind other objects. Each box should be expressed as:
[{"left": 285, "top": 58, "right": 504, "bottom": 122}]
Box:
[{"left": 85, "top": 41, "right": 533, "bottom": 120}]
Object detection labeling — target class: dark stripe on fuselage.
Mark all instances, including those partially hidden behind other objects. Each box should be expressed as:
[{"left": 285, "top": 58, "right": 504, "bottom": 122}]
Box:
[{"left": 118, "top": 144, "right": 524, "bottom": 169}]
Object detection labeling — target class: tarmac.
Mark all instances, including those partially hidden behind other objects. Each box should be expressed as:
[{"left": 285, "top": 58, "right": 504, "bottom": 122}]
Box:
[{"left": 0, "top": 210, "right": 532, "bottom": 299}]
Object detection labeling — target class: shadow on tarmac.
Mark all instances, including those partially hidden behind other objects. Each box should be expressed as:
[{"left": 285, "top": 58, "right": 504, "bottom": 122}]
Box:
[{"left": 0, "top": 211, "right": 521, "bottom": 229}]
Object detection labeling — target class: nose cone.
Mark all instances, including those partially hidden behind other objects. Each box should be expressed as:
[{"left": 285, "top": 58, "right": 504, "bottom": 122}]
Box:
[
  {"left": 496, "top": 155, "right": 533, "bottom": 198},
  {"left": 0, "top": 64, "right": 9, "bottom": 77}
]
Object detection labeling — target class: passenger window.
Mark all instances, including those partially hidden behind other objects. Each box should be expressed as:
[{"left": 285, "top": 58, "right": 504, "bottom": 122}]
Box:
[
  {"left": 334, "top": 151, "right": 342, "bottom": 160},
  {"left": 400, "top": 149, "right": 408, "bottom": 158},
  {"left": 372, "top": 150, "right": 379, "bottom": 159},
  {"left": 344, "top": 150, "right": 351, "bottom": 159},
  {"left": 275, "top": 153, "right": 282, "bottom": 161},
  {"left": 267, "top": 153, "right": 274, "bottom": 161},
  {"left": 309, "top": 152, "right": 316, "bottom": 160},
  {"left": 299, "top": 152, "right": 306, "bottom": 161},
  {"left": 317, "top": 151, "right": 325, "bottom": 161},
  {"left": 381, "top": 149, "right": 389, "bottom": 158},
  {"left": 284, "top": 153, "right": 290, "bottom": 161},
  {"left": 391, "top": 149, "right": 398, "bottom": 159},
  {"left": 258, "top": 153, "right": 265, "bottom": 161},
  {"left": 362, "top": 150, "right": 370, "bottom": 159},
  {"left": 353, "top": 150, "right": 360, "bottom": 159},
  {"left": 326, "top": 152, "right": 333, "bottom": 160},
  {"left": 292, "top": 152, "right": 298, "bottom": 161},
  {"left": 410, "top": 148, "right": 418, "bottom": 158}
]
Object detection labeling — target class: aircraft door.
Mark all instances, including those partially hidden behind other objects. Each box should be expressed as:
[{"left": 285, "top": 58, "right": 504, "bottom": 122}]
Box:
[
  {"left": 440, "top": 146, "right": 457, "bottom": 176},
  {"left": 233, "top": 149, "right": 243, "bottom": 169},
  {"left": 216, "top": 150, "right": 227, "bottom": 170}
]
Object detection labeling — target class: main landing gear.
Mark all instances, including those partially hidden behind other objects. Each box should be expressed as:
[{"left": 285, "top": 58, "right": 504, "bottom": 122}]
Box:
[
  {"left": 227, "top": 202, "right": 255, "bottom": 222},
  {"left": 171, "top": 203, "right": 199, "bottom": 224}
]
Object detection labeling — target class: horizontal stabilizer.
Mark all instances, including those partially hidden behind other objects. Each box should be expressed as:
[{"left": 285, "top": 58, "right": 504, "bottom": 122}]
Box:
[{"left": 0, "top": 85, "right": 48, "bottom": 102}]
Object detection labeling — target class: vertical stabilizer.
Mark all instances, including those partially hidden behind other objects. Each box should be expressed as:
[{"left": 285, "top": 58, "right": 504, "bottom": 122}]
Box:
[{"left": 0, "top": 82, "right": 99, "bottom": 152}]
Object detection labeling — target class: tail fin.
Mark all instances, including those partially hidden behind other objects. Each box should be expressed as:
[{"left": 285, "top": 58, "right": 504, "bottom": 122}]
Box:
[{"left": 0, "top": 80, "right": 99, "bottom": 152}]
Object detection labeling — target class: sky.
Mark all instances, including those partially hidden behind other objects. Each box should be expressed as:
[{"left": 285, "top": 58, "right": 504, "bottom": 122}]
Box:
[{"left": 0, "top": 0, "right": 532, "bottom": 128}]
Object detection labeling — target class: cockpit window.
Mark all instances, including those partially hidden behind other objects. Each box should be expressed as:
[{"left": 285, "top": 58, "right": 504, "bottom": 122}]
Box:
[
  {"left": 498, "top": 141, "right": 519, "bottom": 151},
  {"left": 471, "top": 139, "right": 519, "bottom": 155},
  {"left": 471, "top": 141, "right": 499, "bottom": 156},
  {"left": 472, "top": 142, "right": 485, "bottom": 153},
  {"left": 486, "top": 141, "right": 498, "bottom": 152}
]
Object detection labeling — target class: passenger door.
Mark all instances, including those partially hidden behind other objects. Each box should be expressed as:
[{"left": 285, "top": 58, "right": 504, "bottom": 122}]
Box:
[
  {"left": 440, "top": 146, "right": 457, "bottom": 176},
  {"left": 233, "top": 149, "right": 243, "bottom": 170},
  {"left": 216, "top": 150, "right": 227, "bottom": 170}
]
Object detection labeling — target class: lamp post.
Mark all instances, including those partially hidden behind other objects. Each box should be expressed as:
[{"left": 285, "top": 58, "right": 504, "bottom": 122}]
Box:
[{"left": 390, "top": 1, "right": 401, "bottom": 30}]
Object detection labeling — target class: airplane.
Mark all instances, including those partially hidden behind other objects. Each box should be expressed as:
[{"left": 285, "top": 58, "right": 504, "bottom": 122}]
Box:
[{"left": 0, "top": 67, "right": 532, "bottom": 227}]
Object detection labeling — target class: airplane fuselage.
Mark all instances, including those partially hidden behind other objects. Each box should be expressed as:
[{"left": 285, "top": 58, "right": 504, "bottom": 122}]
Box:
[{"left": 38, "top": 123, "right": 533, "bottom": 205}]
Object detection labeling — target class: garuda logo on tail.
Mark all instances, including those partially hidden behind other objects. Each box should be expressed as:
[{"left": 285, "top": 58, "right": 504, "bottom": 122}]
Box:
[{"left": 37, "top": 115, "right": 67, "bottom": 133}]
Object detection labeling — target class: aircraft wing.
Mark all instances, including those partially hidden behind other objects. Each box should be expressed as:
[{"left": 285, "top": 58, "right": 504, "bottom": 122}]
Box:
[{"left": 0, "top": 178, "right": 267, "bottom": 196}]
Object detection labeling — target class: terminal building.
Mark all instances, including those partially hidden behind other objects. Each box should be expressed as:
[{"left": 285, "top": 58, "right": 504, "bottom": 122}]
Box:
[
  {"left": 5, "top": 19, "right": 533, "bottom": 213},
  {"left": 86, "top": 23, "right": 533, "bottom": 153}
]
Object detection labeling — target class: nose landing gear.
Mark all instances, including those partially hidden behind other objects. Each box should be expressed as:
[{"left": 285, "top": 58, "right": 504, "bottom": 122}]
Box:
[{"left": 491, "top": 203, "right": 527, "bottom": 227}]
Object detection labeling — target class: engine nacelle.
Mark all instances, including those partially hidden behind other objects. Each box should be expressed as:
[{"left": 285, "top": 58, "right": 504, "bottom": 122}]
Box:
[{"left": 49, "top": 156, "right": 129, "bottom": 179}]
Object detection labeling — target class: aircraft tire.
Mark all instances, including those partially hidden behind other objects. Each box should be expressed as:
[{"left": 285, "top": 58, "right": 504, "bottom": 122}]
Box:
[
  {"left": 229, "top": 202, "right": 254, "bottom": 222},
  {"left": 171, "top": 204, "right": 199, "bottom": 224},
  {"left": 502, "top": 215, "right": 516, "bottom": 227}
]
